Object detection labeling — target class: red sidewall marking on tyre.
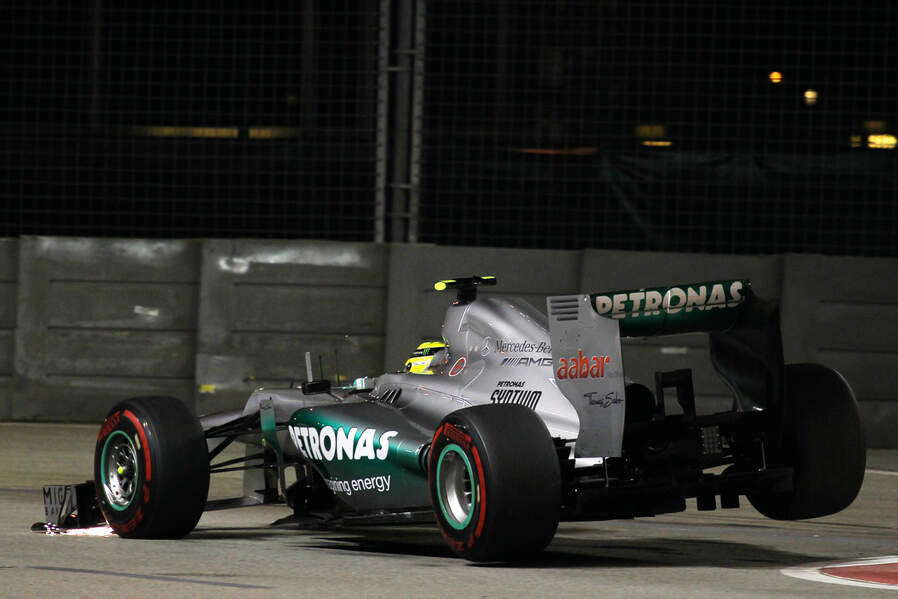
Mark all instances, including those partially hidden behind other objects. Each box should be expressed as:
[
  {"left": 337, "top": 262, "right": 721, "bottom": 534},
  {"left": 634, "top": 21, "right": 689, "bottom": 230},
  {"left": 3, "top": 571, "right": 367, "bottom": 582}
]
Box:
[
  {"left": 470, "top": 445, "right": 486, "bottom": 540},
  {"left": 122, "top": 410, "right": 151, "bottom": 481},
  {"left": 119, "top": 506, "right": 144, "bottom": 534},
  {"left": 782, "top": 556, "right": 898, "bottom": 590},
  {"left": 430, "top": 422, "right": 486, "bottom": 552},
  {"left": 443, "top": 423, "right": 471, "bottom": 449},
  {"left": 97, "top": 411, "right": 121, "bottom": 443},
  {"left": 427, "top": 425, "right": 444, "bottom": 489}
]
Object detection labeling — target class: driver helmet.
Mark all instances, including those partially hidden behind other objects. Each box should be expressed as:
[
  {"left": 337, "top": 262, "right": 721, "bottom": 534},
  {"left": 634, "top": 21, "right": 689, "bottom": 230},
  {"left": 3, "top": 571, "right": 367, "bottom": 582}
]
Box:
[{"left": 404, "top": 340, "right": 447, "bottom": 375}]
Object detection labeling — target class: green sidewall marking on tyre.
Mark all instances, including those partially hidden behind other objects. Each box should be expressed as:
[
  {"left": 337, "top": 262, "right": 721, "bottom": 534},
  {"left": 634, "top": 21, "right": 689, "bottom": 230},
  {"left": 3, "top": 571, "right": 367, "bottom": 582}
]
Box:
[
  {"left": 101, "top": 430, "right": 139, "bottom": 512},
  {"left": 436, "top": 443, "right": 475, "bottom": 530}
]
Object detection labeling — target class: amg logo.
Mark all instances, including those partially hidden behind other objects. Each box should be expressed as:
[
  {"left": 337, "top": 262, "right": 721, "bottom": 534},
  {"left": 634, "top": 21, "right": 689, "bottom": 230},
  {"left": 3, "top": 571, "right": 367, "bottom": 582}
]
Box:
[
  {"left": 500, "top": 357, "right": 553, "bottom": 368},
  {"left": 490, "top": 388, "right": 542, "bottom": 409}
]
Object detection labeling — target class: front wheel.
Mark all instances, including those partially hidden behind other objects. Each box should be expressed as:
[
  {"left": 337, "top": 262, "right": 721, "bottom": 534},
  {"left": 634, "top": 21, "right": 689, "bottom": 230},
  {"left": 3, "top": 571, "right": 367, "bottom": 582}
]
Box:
[
  {"left": 94, "top": 396, "right": 209, "bottom": 538},
  {"left": 429, "top": 404, "right": 561, "bottom": 562}
]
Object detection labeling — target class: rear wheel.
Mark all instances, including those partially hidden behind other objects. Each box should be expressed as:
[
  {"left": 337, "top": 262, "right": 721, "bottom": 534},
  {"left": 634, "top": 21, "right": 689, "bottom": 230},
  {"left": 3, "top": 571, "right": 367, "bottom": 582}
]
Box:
[
  {"left": 94, "top": 396, "right": 209, "bottom": 538},
  {"left": 429, "top": 404, "right": 561, "bottom": 562},
  {"left": 749, "top": 363, "right": 865, "bottom": 520}
]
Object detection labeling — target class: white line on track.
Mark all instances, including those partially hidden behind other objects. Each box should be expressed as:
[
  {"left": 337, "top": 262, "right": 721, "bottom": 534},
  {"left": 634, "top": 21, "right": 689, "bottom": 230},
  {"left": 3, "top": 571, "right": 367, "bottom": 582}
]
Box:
[{"left": 867, "top": 469, "right": 898, "bottom": 476}]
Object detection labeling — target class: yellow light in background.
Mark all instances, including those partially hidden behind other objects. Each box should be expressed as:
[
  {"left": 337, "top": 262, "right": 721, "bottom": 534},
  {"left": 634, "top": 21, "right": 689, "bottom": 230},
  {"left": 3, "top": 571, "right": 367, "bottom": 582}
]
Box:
[
  {"left": 864, "top": 120, "right": 886, "bottom": 133},
  {"left": 248, "top": 127, "right": 300, "bottom": 139},
  {"left": 634, "top": 124, "right": 671, "bottom": 147},
  {"left": 129, "top": 126, "right": 302, "bottom": 140},
  {"left": 804, "top": 89, "right": 818, "bottom": 106},
  {"left": 769, "top": 71, "right": 783, "bottom": 84},
  {"left": 850, "top": 135, "right": 862, "bottom": 148},
  {"left": 132, "top": 126, "right": 239, "bottom": 139},
  {"left": 635, "top": 124, "right": 666, "bottom": 138},
  {"left": 867, "top": 134, "right": 896, "bottom": 149}
]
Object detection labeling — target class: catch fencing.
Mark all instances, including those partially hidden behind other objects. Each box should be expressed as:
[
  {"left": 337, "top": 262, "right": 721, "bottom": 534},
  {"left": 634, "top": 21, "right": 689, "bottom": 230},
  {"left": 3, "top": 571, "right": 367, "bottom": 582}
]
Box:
[{"left": 3, "top": 2, "right": 896, "bottom": 255}]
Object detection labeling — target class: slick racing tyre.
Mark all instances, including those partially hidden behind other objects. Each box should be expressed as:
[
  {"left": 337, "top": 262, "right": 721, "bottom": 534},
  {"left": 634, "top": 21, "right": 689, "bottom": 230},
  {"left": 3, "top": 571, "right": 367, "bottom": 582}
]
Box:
[
  {"left": 429, "top": 404, "right": 561, "bottom": 562},
  {"left": 749, "top": 363, "right": 866, "bottom": 520},
  {"left": 94, "top": 396, "right": 209, "bottom": 538}
]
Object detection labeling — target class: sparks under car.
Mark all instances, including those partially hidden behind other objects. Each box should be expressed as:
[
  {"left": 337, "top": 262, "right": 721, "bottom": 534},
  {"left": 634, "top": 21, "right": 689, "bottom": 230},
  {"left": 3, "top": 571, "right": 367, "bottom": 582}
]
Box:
[{"left": 83, "top": 276, "right": 865, "bottom": 562}]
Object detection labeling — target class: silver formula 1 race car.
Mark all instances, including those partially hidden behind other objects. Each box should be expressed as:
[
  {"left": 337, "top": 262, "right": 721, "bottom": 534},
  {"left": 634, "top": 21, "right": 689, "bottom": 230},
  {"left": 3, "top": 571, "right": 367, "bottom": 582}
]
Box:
[{"left": 76, "top": 276, "right": 865, "bottom": 562}]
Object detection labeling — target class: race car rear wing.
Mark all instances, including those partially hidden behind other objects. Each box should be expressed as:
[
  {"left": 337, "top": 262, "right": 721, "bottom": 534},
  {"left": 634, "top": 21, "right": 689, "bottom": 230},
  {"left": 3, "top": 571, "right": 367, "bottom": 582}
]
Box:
[
  {"left": 548, "top": 279, "right": 783, "bottom": 458},
  {"left": 589, "top": 279, "right": 759, "bottom": 335}
]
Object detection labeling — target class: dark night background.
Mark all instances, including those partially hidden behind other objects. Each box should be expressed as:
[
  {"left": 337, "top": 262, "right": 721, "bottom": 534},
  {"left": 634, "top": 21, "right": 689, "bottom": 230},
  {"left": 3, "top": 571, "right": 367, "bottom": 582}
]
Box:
[{"left": 2, "top": 1, "right": 896, "bottom": 255}]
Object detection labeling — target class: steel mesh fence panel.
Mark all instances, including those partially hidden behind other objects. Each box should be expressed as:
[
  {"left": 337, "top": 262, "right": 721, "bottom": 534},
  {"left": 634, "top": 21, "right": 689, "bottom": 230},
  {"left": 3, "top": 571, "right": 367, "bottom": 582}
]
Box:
[
  {"left": 3, "top": 2, "right": 380, "bottom": 239},
  {"left": 3, "top": 2, "right": 896, "bottom": 256},
  {"left": 420, "top": 1, "right": 897, "bottom": 256}
]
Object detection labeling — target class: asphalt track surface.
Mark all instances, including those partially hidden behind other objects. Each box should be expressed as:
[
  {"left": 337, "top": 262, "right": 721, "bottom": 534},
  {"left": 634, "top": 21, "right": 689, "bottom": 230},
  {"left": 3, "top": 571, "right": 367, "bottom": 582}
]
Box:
[{"left": 2, "top": 422, "right": 897, "bottom": 598}]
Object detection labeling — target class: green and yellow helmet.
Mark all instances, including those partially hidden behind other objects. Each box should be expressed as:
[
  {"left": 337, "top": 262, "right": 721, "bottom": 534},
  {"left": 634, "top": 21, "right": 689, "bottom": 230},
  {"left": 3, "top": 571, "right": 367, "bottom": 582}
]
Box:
[{"left": 404, "top": 340, "right": 447, "bottom": 375}]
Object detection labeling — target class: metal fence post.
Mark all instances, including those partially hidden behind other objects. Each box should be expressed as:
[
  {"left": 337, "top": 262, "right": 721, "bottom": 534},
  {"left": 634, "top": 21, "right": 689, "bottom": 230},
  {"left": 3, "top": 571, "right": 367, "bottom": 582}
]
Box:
[
  {"left": 375, "top": 0, "right": 391, "bottom": 243},
  {"left": 376, "top": 0, "right": 424, "bottom": 244},
  {"left": 407, "top": 0, "right": 425, "bottom": 243}
]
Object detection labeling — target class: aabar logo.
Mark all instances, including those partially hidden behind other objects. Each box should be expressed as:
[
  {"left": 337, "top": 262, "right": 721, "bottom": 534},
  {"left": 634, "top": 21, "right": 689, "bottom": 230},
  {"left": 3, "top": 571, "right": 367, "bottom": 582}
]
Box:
[
  {"left": 289, "top": 425, "right": 398, "bottom": 461},
  {"left": 594, "top": 280, "right": 744, "bottom": 319},
  {"left": 556, "top": 350, "right": 611, "bottom": 380}
]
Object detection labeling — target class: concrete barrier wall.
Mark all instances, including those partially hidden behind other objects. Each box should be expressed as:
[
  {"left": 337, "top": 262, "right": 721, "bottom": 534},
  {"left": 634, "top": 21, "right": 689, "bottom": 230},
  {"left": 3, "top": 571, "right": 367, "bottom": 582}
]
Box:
[
  {"left": 781, "top": 254, "right": 898, "bottom": 448},
  {"left": 2, "top": 237, "right": 896, "bottom": 447},
  {"left": 195, "top": 239, "right": 389, "bottom": 414},
  {"left": 0, "top": 240, "right": 17, "bottom": 419},
  {"left": 11, "top": 237, "right": 200, "bottom": 421}
]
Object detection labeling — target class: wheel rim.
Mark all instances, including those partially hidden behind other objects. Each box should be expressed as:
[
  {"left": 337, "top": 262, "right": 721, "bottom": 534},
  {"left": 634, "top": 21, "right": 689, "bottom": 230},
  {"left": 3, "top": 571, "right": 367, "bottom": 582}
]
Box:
[
  {"left": 101, "top": 431, "right": 139, "bottom": 511},
  {"left": 436, "top": 444, "right": 475, "bottom": 530}
]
